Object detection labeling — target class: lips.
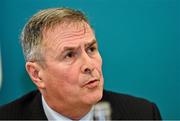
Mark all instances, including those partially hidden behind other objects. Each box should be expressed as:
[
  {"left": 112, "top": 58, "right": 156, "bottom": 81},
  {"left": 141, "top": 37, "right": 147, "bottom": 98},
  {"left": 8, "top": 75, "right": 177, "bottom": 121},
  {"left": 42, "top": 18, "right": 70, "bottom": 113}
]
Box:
[{"left": 84, "top": 79, "right": 100, "bottom": 89}]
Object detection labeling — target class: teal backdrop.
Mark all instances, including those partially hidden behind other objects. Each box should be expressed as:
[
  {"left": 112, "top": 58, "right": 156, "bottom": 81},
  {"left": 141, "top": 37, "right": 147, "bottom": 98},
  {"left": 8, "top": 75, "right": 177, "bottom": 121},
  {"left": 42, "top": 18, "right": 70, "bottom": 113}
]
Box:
[{"left": 0, "top": 0, "right": 179, "bottom": 119}]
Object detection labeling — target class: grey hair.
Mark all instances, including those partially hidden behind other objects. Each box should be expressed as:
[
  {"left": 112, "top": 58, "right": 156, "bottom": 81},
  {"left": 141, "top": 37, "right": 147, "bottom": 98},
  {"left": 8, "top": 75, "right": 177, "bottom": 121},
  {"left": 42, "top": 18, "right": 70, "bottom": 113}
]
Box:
[{"left": 21, "top": 8, "right": 89, "bottom": 62}]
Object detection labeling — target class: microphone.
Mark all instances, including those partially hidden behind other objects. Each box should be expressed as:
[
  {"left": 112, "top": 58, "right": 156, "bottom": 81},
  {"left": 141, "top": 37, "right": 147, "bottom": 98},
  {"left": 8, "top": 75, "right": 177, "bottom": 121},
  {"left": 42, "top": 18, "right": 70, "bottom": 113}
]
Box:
[{"left": 93, "top": 102, "right": 112, "bottom": 120}]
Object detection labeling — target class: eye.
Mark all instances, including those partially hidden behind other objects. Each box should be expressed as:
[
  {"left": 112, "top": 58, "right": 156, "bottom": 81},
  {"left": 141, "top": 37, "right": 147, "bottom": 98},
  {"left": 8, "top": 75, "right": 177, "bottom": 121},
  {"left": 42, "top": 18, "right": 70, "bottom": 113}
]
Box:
[
  {"left": 87, "top": 46, "right": 97, "bottom": 54},
  {"left": 64, "top": 51, "right": 75, "bottom": 59}
]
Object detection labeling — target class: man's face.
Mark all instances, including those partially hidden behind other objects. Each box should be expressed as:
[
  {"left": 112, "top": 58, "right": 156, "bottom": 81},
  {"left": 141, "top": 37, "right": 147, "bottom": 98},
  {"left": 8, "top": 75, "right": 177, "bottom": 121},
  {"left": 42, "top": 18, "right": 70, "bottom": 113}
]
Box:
[{"left": 40, "top": 22, "right": 104, "bottom": 107}]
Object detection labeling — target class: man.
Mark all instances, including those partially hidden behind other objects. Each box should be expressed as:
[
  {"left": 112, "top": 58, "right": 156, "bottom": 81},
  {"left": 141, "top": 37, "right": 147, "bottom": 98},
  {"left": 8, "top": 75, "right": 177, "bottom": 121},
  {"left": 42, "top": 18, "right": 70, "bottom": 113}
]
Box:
[{"left": 0, "top": 8, "right": 161, "bottom": 120}]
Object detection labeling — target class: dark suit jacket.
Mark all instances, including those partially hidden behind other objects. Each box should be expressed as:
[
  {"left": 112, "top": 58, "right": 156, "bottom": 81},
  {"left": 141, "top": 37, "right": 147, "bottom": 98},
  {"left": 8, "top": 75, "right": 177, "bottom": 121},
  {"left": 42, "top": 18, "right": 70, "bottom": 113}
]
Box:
[{"left": 0, "top": 90, "right": 161, "bottom": 120}]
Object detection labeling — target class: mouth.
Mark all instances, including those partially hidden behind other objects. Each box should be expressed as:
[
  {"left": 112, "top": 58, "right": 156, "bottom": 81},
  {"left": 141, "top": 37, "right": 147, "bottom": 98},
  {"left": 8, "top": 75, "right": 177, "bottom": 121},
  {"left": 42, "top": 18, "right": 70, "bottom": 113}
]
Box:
[{"left": 84, "top": 79, "right": 100, "bottom": 89}]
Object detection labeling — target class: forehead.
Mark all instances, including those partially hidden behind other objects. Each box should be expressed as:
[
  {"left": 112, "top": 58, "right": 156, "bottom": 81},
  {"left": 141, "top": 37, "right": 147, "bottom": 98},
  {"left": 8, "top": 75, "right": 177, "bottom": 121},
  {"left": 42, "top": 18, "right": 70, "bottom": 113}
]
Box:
[{"left": 42, "top": 21, "right": 95, "bottom": 46}]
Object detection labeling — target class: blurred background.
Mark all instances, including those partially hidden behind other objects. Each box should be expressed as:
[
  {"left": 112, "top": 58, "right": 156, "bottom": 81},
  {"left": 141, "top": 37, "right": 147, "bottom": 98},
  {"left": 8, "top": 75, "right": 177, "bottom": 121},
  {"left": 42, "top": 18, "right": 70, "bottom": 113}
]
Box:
[{"left": 0, "top": 0, "right": 179, "bottom": 119}]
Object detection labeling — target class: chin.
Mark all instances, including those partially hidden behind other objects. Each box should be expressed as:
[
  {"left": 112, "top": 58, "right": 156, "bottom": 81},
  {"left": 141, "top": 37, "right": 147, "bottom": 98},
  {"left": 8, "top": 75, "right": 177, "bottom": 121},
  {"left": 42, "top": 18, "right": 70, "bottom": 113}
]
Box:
[{"left": 83, "top": 88, "right": 103, "bottom": 105}]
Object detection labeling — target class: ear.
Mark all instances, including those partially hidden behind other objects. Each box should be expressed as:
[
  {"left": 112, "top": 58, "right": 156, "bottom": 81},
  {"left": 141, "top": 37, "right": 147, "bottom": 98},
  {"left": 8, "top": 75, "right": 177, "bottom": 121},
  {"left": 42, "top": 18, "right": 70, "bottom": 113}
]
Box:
[{"left": 25, "top": 61, "right": 45, "bottom": 89}]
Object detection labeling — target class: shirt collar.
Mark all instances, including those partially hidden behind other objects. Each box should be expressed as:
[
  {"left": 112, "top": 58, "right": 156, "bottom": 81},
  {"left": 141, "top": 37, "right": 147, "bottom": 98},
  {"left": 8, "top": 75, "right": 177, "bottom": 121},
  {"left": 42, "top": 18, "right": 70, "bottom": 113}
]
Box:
[{"left": 42, "top": 96, "right": 94, "bottom": 121}]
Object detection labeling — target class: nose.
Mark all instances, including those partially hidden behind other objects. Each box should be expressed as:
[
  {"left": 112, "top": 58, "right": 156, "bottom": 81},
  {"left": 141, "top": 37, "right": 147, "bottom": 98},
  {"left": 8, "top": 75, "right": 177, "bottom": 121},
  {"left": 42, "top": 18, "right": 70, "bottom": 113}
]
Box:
[
  {"left": 81, "top": 64, "right": 94, "bottom": 74},
  {"left": 80, "top": 54, "right": 94, "bottom": 74}
]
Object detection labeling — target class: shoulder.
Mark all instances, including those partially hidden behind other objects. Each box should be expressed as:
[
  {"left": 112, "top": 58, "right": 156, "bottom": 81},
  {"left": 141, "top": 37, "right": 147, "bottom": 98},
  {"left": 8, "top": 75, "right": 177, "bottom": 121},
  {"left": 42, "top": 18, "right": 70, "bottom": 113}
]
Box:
[
  {"left": 103, "top": 90, "right": 151, "bottom": 104},
  {"left": 0, "top": 90, "right": 46, "bottom": 119},
  {"left": 101, "top": 90, "right": 162, "bottom": 120},
  {"left": 0, "top": 90, "right": 39, "bottom": 109}
]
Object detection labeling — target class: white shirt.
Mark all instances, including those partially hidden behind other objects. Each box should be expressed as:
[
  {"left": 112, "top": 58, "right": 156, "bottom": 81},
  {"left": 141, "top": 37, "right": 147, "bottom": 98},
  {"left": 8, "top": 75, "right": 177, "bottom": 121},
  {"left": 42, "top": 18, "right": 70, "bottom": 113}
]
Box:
[{"left": 42, "top": 96, "right": 94, "bottom": 121}]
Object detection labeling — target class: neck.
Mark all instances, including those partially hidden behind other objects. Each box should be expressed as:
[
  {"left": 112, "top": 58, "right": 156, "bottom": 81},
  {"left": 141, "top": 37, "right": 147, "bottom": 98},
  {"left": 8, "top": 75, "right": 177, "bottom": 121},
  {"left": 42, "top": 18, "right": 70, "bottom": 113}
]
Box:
[{"left": 42, "top": 94, "right": 92, "bottom": 120}]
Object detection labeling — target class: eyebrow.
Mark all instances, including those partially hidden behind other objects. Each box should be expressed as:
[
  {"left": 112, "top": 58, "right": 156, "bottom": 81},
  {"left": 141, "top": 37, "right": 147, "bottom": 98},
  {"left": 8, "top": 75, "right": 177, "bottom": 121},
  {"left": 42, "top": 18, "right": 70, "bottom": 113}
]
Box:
[
  {"left": 85, "top": 39, "right": 97, "bottom": 48},
  {"left": 61, "top": 39, "right": 97, "bottom": 52}
]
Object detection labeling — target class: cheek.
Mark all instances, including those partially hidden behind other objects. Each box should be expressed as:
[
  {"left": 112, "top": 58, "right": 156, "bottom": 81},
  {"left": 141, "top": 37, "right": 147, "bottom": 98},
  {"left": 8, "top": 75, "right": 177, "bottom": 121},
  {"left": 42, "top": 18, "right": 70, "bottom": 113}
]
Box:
[
  {"left": 43, "top": 66, "right": 70, "bottom": 85},
  {"left": 54, "top": 65, "right": 80, "bottom": 85},
  {"left": 63, "top": 70, "right": 80, "bottom": 84},
  {"left": 94, "top": 54, "right": 103, "bottom": 72},
  {"left": 44, "top": 66, "right": 81, "bottom": 94}
]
